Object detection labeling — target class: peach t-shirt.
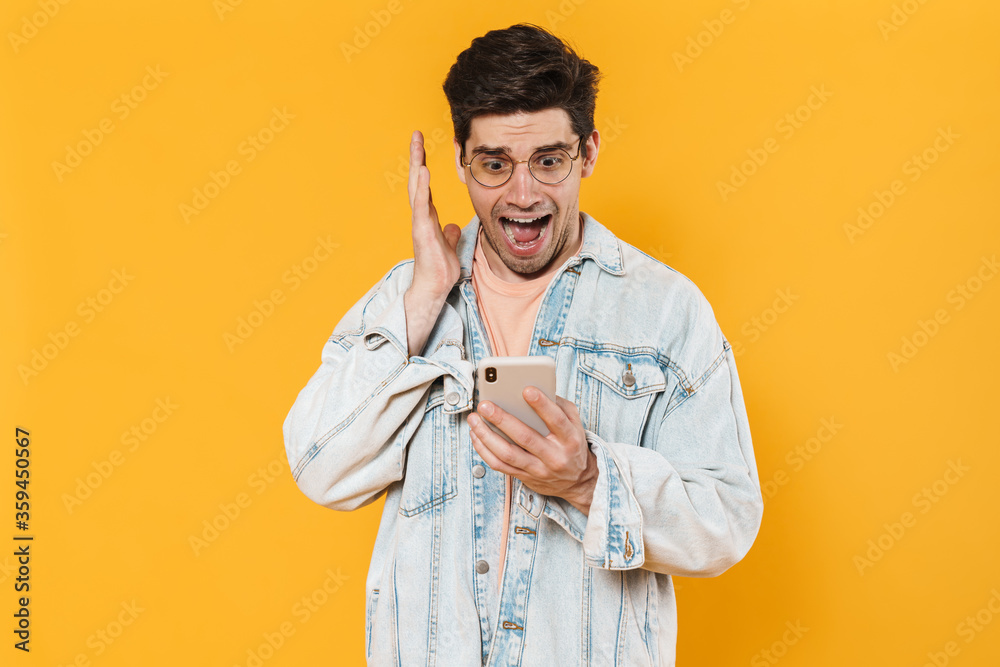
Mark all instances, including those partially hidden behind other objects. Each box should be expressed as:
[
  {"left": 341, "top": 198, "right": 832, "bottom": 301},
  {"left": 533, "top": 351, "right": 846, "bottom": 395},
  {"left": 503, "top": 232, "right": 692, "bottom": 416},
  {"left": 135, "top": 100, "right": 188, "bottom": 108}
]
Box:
[{"left": 470, "top": 219, "right": 584, "bottom": 587}]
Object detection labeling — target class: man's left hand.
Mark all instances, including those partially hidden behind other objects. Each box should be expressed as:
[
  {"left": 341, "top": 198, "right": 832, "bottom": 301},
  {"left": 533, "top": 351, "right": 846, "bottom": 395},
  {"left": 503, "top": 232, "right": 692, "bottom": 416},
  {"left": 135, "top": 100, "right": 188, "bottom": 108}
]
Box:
[{"left": 467, "top": 387, "right": 598, "bottom": 515}]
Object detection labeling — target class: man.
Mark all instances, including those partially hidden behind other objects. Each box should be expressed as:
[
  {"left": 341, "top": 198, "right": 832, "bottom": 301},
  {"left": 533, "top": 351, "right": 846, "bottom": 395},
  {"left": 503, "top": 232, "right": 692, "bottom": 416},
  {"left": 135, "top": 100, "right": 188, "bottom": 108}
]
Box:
[{"left": 284, "top": 23, "right": 762, "bottom": 666}]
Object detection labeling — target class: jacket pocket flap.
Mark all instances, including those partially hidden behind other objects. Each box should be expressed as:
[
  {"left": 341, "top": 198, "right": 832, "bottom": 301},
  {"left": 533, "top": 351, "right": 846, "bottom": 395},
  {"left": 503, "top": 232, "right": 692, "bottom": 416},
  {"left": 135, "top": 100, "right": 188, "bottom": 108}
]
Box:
[{"left": 578, "top": 349, "right": 665, "bottom": 398}]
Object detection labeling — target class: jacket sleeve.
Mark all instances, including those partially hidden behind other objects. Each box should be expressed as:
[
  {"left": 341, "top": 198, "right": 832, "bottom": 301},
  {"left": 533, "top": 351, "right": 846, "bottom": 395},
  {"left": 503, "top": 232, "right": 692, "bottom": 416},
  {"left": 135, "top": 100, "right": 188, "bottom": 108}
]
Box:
[
  {"left": 546, "top": 340, "right": 763, "bottom": 578},
  {"left": 282, "top": 261, "right": 473, "bottom": 511}
]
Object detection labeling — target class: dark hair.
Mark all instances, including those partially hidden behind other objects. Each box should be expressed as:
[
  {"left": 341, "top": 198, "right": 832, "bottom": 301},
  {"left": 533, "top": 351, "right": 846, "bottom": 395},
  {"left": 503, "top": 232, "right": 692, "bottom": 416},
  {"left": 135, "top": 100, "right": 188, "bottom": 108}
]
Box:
[{"left": 442, "top": 24, "right": 602, "bottom": 158}]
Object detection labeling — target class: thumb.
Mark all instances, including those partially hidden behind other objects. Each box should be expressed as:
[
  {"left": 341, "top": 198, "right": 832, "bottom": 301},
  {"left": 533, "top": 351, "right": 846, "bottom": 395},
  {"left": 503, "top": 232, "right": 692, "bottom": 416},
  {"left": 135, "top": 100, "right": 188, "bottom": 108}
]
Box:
[{"left": 443, "top": 223, "right": 462, "bottom": 251}]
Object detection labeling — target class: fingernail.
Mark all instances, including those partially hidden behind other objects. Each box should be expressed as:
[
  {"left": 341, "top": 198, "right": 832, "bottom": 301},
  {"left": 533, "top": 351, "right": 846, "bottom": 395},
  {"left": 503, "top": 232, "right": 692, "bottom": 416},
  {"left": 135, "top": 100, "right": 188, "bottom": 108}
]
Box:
[
  {"left": 524, "top": 387, "right": 539, "bottom": 401},
  {"left": 479, "top": 402, "right": 494, "bottom": 417}
]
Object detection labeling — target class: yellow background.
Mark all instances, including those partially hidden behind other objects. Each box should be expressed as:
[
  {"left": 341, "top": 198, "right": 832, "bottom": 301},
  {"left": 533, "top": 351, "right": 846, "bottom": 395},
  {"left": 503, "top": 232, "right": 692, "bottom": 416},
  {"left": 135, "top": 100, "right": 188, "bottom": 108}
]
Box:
[{"left": 2, "top": 0, "right": 998, "bottom": 665}]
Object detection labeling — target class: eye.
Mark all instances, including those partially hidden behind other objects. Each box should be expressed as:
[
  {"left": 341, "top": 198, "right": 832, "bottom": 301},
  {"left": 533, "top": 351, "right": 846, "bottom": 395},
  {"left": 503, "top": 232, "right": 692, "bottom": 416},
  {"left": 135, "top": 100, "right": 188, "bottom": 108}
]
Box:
[
  {"left": 476, "top": 154, "right": 511, "bottom": 172},
  {"left": 533, "top": 153, "right": 565, "bottom": 170}
]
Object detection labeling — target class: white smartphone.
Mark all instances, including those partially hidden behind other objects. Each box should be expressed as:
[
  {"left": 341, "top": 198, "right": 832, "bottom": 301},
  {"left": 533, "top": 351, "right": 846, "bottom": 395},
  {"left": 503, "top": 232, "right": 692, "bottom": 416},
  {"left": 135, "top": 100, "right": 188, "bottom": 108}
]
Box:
[{"left": 475, "top": 356, "right": 557, "bottom": 444}]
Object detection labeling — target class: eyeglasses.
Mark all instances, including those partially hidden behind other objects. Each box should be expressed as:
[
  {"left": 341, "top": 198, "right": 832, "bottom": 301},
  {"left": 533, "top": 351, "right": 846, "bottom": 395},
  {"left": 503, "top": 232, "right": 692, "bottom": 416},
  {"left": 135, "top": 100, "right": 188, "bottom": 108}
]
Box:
[{"left": 461, "top": 136, "right": 585, "bottom": 188}]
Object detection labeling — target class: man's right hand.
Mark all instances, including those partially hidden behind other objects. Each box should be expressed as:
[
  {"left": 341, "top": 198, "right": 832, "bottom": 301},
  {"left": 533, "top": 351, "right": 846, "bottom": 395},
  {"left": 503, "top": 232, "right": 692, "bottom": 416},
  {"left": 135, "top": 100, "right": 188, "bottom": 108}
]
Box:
[{"left": 403, "top": 130, "right": 462, "bottom": 357}]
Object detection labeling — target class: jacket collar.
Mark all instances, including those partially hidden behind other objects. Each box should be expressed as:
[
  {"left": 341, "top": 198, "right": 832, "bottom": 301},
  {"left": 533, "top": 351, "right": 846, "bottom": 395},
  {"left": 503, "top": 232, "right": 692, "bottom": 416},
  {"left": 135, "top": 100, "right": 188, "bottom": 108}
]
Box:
[{"left": 456, "top": 211, "right": 624, "bottom": 281}]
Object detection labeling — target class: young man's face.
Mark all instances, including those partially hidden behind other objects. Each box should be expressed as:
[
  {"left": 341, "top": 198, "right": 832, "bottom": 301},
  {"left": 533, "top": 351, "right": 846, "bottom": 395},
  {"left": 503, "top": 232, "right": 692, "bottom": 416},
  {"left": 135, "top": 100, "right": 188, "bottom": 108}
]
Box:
[{"left": 454, "top": 108, "right": 599, "bottom": 281}]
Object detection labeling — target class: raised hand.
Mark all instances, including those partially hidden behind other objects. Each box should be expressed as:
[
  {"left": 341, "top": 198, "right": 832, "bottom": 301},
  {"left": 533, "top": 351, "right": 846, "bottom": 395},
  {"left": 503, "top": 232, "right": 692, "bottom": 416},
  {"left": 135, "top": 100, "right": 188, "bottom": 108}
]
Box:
[{"left": 403, "top": 130, "right": 463, "bottom": 357}]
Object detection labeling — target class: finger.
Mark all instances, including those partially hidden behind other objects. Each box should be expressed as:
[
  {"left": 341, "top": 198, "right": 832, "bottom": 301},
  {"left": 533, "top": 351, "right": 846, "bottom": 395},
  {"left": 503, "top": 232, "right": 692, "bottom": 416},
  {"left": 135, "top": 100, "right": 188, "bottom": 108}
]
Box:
[
  {"left": 412, "top": 165, "right": 431, "bottom": 225},
  {"left": 475, "top": 401, "right": 548, "bottom": 459},
  {"left": 554, "top": 395, "right": 582, "bottom": 422},
  {"left": 523, "top": 387, "right": 581, "bottom": 445},
  {"left": 469, "top": 425, "right": 527, "bottom": 478},
  {"left": 469, "top": 411, "right": 536, "bottom": 469},
  {"left": 407, "top": 131, "right": 425, "bottom": 209}
]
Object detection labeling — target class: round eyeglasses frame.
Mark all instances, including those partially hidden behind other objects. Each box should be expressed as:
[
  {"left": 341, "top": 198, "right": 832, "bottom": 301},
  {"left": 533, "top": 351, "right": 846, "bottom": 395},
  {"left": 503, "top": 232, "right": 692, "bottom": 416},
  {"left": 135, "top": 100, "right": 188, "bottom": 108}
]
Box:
[{"left": 460, "top": 136, "right": 586, "bottom": 188}]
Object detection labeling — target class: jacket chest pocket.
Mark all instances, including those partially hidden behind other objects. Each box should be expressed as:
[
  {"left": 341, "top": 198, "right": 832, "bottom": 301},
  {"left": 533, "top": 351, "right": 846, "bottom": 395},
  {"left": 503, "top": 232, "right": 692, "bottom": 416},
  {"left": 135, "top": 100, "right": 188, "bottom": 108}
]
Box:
[
  {"left": 575, "top": 349, "right": 667, "bottom": 447},
  {"left": 397, "top": 380, "right": 458, "bottom": 517}
]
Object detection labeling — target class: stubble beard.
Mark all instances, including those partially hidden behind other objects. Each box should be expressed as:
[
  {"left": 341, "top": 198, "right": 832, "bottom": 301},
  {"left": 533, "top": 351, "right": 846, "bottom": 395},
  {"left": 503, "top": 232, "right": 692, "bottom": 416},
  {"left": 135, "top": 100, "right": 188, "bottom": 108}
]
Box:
[{"left": 481, "top": 203, "right": 580, "bottom": 277}]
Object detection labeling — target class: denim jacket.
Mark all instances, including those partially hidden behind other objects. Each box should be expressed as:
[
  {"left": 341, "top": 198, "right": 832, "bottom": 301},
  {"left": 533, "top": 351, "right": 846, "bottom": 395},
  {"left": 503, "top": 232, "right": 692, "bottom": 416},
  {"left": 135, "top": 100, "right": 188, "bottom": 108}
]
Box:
[{"left": 283, "top": 212, "right": 763, "bottom": 666}]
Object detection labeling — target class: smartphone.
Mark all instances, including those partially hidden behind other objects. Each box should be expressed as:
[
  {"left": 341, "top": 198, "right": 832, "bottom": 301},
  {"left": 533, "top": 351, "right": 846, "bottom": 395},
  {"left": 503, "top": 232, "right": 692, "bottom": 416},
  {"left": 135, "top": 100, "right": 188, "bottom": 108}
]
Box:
[{"left": 475, "top": 356, "right": 557, "bottom": 444}]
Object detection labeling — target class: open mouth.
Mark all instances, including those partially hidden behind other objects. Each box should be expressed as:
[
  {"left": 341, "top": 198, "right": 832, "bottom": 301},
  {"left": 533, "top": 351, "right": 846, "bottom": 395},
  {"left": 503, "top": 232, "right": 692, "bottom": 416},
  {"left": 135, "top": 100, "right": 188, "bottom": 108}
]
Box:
[{"left": 498, "top": 213, "right": 552, "bottom": 253}]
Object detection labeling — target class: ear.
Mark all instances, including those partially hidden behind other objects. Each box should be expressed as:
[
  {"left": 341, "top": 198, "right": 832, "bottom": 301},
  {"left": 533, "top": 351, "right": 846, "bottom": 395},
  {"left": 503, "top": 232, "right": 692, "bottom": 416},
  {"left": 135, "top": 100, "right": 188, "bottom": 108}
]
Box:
[
  {"left": 454, "top": 138, "right": 467, "bottom": 185},
  {"left": 580, "top": 129, "right": 600, "bottom": 178}
]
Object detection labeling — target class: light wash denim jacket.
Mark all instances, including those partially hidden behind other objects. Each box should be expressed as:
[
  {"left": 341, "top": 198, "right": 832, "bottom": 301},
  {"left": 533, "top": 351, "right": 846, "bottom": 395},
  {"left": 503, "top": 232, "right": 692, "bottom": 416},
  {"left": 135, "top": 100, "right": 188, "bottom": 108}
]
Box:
[{"left": 283, "top": 212, "right": 763, "bottom": 666}]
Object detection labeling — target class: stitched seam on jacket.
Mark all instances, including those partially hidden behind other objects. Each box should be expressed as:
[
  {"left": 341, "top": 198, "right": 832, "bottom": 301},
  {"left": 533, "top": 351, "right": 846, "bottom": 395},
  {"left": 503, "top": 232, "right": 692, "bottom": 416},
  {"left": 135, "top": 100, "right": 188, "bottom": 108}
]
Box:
[{"left": 291, "top": 358, "right": 408, "bottom": 480}]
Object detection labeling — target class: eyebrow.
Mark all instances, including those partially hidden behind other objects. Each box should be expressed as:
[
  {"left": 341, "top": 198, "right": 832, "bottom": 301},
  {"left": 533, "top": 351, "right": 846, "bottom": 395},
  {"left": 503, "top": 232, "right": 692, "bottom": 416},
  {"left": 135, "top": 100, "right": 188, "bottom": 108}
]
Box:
[{"left": 469, "top": 140, "right": 575, "bottom": 155}]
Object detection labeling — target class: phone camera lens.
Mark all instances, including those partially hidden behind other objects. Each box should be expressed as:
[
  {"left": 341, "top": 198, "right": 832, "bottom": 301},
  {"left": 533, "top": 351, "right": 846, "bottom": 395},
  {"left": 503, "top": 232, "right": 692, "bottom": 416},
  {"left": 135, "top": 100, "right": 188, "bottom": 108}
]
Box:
[{"left": 485, "top": 367, "right": 497, "bottom": 383}]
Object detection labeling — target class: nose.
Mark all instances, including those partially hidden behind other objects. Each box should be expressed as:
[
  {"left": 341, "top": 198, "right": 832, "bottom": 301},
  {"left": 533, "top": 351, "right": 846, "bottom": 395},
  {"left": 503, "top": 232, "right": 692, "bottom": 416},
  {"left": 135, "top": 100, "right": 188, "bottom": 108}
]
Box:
[{"left": 504, "top": 162, "right": 542, "bottom": 210}]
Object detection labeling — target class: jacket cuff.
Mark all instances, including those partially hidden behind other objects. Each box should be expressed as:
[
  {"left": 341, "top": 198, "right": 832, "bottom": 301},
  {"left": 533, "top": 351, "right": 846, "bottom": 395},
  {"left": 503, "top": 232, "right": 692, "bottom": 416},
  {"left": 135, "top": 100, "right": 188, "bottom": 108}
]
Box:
[
  {"left": 358, "top": 289, "right": 474, "bottom": 411},
  {"left": 581, "top": 431, "right": 645, "bottom": 570}
]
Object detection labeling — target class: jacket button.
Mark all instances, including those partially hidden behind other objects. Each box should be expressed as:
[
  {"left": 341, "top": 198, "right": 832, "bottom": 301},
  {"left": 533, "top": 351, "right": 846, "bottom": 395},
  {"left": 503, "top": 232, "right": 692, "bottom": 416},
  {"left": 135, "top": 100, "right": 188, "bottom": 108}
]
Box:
[
  {"left": 476, "top": 560, "right": 490, "bottom": 574},
  {"left": 446, "top": 392, "right": 461, "bottom": 405},
  {"left": 622, "top": 371, "right": 636, "bottom": 387},
  {"left": 472, "top": 464, "right": 486, "bottom": 478}
]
